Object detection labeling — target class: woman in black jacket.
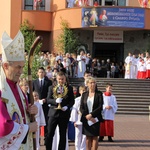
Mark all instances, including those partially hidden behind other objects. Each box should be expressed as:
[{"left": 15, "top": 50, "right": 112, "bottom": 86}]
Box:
[{"left": 80, "top": 77, "right": 103, "bottom": 150}]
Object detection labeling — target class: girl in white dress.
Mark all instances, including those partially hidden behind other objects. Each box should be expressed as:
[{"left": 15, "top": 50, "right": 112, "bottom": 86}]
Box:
[{"left": 33, "top": 91, "right": 46, "bottom": 150}]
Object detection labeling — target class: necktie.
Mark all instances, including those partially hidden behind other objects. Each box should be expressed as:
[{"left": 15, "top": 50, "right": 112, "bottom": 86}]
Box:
[{"left": 40, "top": 80, "right": 43, "bottom": 90}]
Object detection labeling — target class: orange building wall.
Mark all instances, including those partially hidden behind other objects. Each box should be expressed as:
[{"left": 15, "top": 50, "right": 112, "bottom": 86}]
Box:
[
  {"left": 49, "top": 29, "right": 62, "bottom": 52},
  {"left": 0, "top": 0, "right": 11, "bottom": 53},
  {"left": 145, "top": 8, "right": 150, "bottom": 29},
  {"left": 128, "top": 0, "right": 141, "bottom": 7},
  {"left": 52, "top": 8, "right": 82, "bottom": 31},
  {"left": 51, "top": 0, "right": 67, "bottom": 11},
  {"left": 0, "top": 1, "right": 11, "bottom": 45},
  {"left": 22, "top": 11, "right": 52, "bottom": 31},
  {"left": 11, "top": 0, "right": 22, "bottom": 38},
  {"left": 0, "top": 0, "right": 22, "bottom": 53}
]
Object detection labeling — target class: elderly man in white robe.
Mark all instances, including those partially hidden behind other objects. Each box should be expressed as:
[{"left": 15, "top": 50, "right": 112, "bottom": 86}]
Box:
[{"left": 0, "top": 31, "right": 38, "bottom": 150}]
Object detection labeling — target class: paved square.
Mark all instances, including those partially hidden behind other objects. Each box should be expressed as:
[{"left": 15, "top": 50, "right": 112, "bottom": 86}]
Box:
[{"left": 41, "top": 115, "right": 150, "bottom": 150}]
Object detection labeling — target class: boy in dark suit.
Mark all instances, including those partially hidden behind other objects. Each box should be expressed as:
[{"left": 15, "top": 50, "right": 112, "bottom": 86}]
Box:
[
  {"left": 32, "top": 67, "right": 52, "bottom": 140},
  {"left": 45, "top": 72, "right": 74, "bottom": 150}
]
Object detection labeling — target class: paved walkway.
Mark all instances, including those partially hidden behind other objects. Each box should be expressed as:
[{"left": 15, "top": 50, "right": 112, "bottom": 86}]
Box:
[{"left": 41, "top": 115, "right": 150, "bottom": 150}]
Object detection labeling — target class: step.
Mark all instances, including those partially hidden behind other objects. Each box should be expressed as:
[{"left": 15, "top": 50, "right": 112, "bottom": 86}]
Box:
[
  {"left": 116, "top": 111, "right": 149, "bottom": 115},
  {"left": 118, "top": 107, "right": 148, "bottom": 112},
  {"left": 107, "top": 92, "right": 150, "bottom": 96},
  {"left": 97, "top": 91, "right": 150, "bottom": 95},
  {"left": 115, "top": 95, "right": 150, "bottom": 98},
  {"left": 117, "top": 102, "right": 150, "bottom": 106},
  {"left": 118, "top": 101, "right": 150, "bottom": 105}
]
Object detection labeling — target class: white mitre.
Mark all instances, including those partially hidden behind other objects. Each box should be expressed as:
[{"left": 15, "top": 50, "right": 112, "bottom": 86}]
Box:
[{"left": 1, "top": 30, "right": 25, "bottom": 62}]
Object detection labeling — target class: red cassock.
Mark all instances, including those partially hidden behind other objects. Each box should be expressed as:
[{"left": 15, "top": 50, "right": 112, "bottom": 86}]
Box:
[
  {"left": 100, "top": 120, "right": 114, "bottom": 137},
  {"left": 146, "top": 69, "right": 150, "bottom": 78}
]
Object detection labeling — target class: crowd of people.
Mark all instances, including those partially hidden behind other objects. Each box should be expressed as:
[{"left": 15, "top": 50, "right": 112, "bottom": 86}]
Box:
[
  {"left": 124, "top": 52, "right": 150, "bottom": 79},
  {"left": 32, "top": 50, "right": 150, "bottom": 81},
  {"left": 24, "top": 50, "right": 125, "bottom": 81}
]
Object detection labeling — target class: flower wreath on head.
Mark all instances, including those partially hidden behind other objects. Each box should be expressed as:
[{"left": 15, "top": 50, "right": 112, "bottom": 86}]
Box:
[{"left": 53, "top": 84, "right": 68, "bottom": 99}]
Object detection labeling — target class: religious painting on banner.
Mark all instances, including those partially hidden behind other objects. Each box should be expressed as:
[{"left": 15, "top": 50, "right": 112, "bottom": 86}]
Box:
[{"left": 138, "top": 0, "right": 150, "bottom": 8}]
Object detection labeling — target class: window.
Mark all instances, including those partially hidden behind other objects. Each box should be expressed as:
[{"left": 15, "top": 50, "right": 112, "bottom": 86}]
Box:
[
  {"left": 24, "top": 0, "right": 45, "bottom": 10},
  {"left": 118, "top": 0, "right": 126, "bottom": 6},
  {"left": 102, "top": 0, "right": 127, "bottom": 6},
  {"left": 24, "top": 0, "right": 33, "bottom": 10}
]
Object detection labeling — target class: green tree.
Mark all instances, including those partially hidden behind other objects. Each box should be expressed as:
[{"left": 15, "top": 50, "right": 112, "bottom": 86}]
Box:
[
  {"left": 20, "top": 20, "right": 42, "bottom": 79},
  {"left": 55, "top": 18, "right": 79, "bottom": 54}
]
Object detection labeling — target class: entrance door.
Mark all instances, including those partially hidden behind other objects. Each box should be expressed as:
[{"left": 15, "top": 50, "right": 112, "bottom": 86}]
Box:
[{"left": 92, "top": 43, "right": 124, "bottom": 63}]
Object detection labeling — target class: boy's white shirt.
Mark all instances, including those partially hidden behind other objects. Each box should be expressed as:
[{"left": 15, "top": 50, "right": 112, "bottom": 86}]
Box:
[{"left": 102, "top": 93, "right": 118, "bottom": 120}]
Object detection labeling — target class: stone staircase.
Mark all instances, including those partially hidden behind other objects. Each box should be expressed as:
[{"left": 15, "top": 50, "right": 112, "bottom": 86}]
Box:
[{"left": 69, "top": 78, "right": 150, "bottom": 115}]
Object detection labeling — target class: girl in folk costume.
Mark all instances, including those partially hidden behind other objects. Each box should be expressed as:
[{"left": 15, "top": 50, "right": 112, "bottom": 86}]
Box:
[
  {"left": 137, "top": 59, "right": 146, "bottom": 79},
  {"left": 146, "top": 57, "right": 150, "bottom": 79},
  {"left": 100, "top": 83, "right": 118, "bottom": 142},
  {"left": 77, "top": 51, "right": 86, "bottom": 78},
  {"left": 0, "top": 31, "right": 37, "bottom": 150},
  {"left": 33, "top": 91, "right": 46, "bottom": 150},
  {"left": 70, "top": 86, "right": 87, "bottom": 150}
]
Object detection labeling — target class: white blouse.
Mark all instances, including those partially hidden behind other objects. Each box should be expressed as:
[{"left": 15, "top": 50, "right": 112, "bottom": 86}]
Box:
[{"left": 87, "top": 96, "right": 94, "bottom": 113}]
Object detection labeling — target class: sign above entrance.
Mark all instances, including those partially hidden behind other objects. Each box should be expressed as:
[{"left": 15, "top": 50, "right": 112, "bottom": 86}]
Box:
[
  {"left": 93, "top": 31, "right": 123, "bottom": 43},
  {"left": 82, "top": 7, "right": 145, "bottom": 28}
]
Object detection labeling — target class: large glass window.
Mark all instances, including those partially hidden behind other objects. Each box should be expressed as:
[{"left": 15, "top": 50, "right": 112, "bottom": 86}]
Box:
[
  {"left": 102, "top": 0, "right": 127, "bottom": 6},
  {"left": 24, "top": 0, "right": 45, "bottom": 10},
  {"left": 24, "top": 0, "right": 33, "bottom": 10},
  {"left": 118, "top": 0, "right": 126, "bottom": 6}
]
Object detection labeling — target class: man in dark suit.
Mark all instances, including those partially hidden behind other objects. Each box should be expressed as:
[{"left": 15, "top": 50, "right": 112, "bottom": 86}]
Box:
[
  {"left": 32, "top": 67, "right": 52, "bottom": 139},
  {"left": 45, "top": 71, "right": 74, "bottom": 150}
]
